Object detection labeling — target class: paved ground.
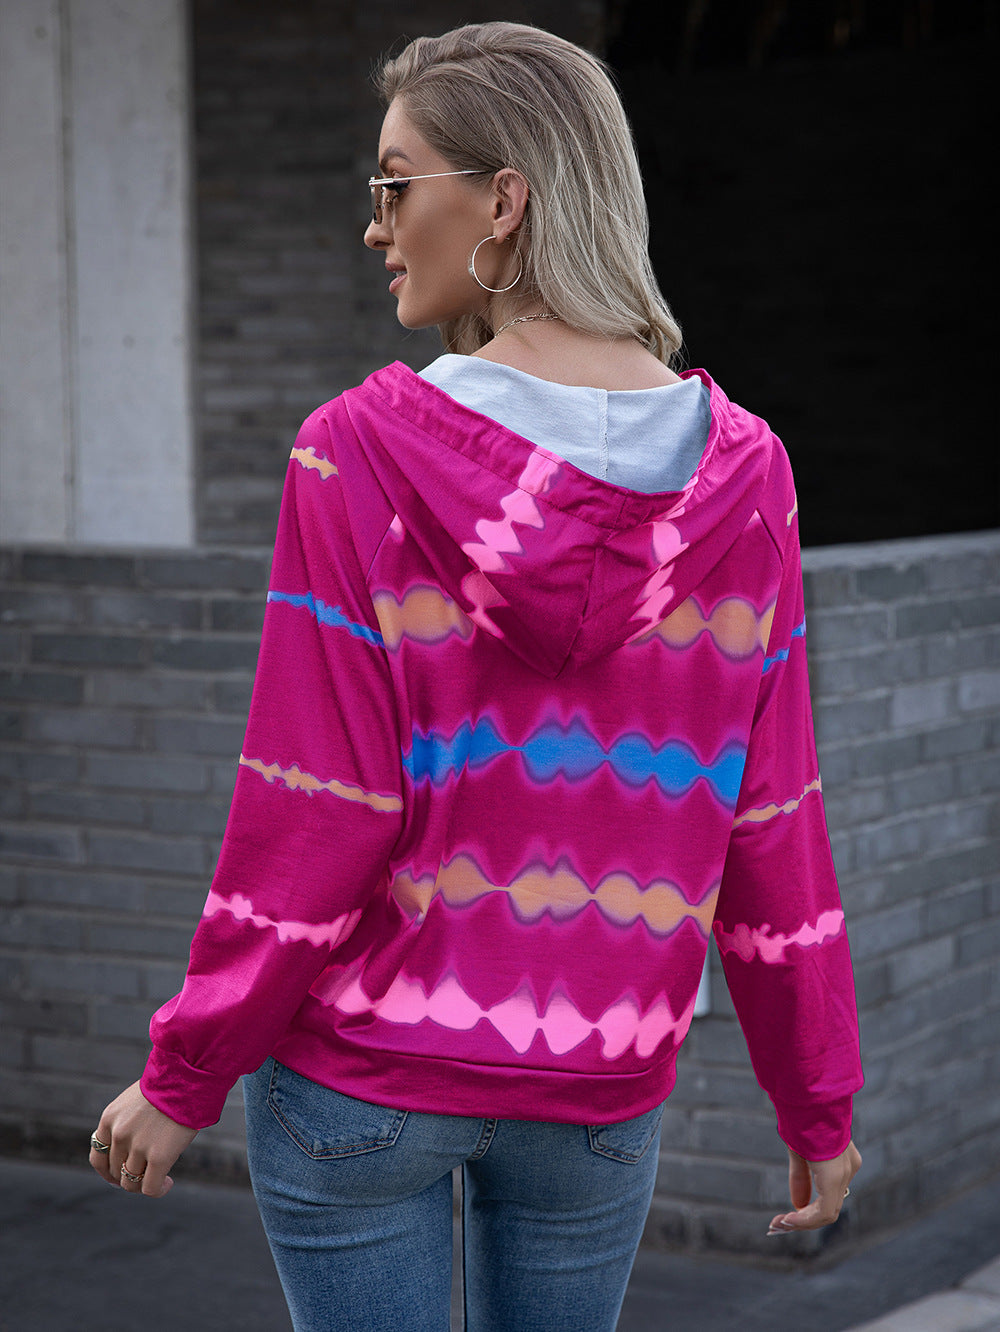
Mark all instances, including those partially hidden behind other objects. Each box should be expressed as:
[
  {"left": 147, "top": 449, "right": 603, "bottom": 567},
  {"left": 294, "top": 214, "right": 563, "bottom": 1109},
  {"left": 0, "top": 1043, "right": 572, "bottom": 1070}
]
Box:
[{"left": 1, "top": 1156, "right": 998, "bottom": 1331}]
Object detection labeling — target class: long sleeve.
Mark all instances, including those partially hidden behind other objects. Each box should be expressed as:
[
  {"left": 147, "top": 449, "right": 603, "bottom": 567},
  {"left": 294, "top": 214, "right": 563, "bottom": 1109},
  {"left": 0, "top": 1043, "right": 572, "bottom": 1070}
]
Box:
[
  {"left": 714, "top": 483, "right": 863, "bottom": 1161},
  {"left": 141, "top": 410, "right": 404, "bottom": 1128}
]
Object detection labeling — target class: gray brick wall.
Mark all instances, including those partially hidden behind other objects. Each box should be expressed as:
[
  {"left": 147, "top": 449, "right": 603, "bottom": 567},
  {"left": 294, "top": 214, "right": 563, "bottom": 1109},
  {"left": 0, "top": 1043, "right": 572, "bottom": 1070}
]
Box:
[
  {"left": 2, "top": 529, "right": 998, "bottom": 1252},
  {"left": 193, "top": 0, "right": 606, "bottom": 545},
  {"left": 0, "top": 546, "right": 270, "bottom": 1168},
  {"left": 641, "top": 530, "right": 1000, "bottom": 1254}
]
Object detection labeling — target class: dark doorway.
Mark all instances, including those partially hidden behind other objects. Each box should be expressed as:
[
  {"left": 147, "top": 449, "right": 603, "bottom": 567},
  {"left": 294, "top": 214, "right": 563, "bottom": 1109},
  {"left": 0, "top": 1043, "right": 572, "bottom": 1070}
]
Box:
[{"left": 607, "top": 1, "right": 997, "bottom": 546}]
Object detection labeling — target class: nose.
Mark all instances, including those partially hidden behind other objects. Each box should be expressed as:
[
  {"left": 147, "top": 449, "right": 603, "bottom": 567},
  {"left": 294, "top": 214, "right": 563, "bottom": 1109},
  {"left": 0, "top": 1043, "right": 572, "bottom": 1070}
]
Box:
[{"left": 364, "top": 214, "right": 391, "bottom": 250}]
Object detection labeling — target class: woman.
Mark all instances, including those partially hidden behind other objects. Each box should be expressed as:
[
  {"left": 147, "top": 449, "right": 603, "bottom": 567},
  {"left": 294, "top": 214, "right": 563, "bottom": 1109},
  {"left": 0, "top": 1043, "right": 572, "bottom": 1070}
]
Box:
[{"left": 90, "top": 21, "right": 862, "bottom": 1331}]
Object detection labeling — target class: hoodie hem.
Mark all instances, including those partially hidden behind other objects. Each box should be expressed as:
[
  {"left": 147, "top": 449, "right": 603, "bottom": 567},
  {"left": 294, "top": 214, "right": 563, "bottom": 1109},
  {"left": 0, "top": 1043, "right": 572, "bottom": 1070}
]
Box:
[{"left": 271, "top": 1029, "right": 680, "bottom": 1126}]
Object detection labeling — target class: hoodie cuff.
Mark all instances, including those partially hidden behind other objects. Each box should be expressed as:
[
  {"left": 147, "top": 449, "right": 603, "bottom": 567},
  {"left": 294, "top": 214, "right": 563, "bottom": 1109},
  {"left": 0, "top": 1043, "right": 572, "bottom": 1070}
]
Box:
[
  {"left": 140, "top": 1046, "right": 233, "bottom": 1130},
  {"left": 773, "top": 1094, "right": 855, "bottom": 1161}
]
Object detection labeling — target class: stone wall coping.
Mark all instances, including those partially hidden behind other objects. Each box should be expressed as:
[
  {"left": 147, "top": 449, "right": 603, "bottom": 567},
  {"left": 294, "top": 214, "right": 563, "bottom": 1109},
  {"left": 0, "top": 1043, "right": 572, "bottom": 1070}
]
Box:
[
  {"left": 801, "top": 528, "right": 1000, "bottom": 571},
  {"left": 4, "top": 526, "right": 998, "bottom": 570}
]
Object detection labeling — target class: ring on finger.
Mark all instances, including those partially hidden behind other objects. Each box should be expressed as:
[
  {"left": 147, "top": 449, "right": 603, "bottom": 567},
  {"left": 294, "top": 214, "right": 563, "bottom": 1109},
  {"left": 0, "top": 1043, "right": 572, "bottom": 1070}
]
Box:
[
  {"left": 90, "top": 1134, "right": 110, "bottom": 1154},
  {"left": 120, "top": 1165, "right": 145, "bottom": 1184}
]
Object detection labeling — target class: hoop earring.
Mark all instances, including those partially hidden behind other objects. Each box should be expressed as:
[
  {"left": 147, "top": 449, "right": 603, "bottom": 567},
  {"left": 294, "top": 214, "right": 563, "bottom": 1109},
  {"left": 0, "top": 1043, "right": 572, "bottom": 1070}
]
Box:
[{"left": 468, "top": 235, "right": 523, "bottom": 293}]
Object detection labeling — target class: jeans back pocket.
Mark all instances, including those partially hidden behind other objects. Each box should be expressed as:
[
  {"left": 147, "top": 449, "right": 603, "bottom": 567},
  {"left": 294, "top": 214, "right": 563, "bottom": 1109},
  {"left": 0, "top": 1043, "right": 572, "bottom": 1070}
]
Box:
[
  {"left": 587, "top": 1102, "right": 665, "bottom": 1163},
  {"left": 266, "top": 1060, "right": 408, "bottom": 1160}
]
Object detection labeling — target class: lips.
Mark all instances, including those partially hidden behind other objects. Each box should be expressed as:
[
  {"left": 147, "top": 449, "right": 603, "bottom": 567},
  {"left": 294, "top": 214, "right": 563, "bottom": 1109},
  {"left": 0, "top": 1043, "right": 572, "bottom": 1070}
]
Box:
[{"left": 386, "top": 264, "right": 407, "bottom": 294}]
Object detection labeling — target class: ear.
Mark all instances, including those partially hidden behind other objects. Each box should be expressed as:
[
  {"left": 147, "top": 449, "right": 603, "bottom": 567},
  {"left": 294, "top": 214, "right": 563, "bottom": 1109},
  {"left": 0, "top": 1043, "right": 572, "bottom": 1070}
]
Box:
[{"left": 490, "top": 169, "right": 530, "bottom": 243}]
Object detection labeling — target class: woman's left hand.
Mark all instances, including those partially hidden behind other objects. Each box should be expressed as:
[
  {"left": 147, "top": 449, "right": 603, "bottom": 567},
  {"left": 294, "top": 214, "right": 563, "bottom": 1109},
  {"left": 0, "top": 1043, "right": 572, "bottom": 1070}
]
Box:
[
  {"left": 767, "top": 1139, "right": 862, "bottom": 1235},
  {"left": 89, "top": 1080, "right": 198, "bottom": 1197}
]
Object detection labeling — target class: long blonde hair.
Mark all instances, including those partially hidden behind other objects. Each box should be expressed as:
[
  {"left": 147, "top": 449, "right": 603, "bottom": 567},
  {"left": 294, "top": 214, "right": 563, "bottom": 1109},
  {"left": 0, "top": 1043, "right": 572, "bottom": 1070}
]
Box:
[{"left": 376, "top": 22, "right": 683, "bottom": 364}]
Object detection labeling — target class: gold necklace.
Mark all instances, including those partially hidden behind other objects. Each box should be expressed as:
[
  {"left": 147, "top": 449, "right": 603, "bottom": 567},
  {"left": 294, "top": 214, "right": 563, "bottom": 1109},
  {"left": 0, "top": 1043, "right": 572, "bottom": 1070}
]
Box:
[{"left": 494, "top": 313, "right": 562, "bottom": 337}]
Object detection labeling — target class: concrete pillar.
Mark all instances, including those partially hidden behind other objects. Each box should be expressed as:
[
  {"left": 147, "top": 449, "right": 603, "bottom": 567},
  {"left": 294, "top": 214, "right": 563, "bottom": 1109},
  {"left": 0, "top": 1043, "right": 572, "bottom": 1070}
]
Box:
[
  {"left": 0, "top": 0, "right": 195, "bottom": 547},
  {"left": 0, "top": 0, "right": 71, "bottom": 542}
]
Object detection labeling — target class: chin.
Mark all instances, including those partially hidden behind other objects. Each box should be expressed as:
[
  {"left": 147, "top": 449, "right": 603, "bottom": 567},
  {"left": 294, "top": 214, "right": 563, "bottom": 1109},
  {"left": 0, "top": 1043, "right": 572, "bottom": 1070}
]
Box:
[
  {"left": 394, "top": 289, "right": 475, "bottom": 333},
  {"left": 396, "top": 307, "right": 447, "bottom": 332}
]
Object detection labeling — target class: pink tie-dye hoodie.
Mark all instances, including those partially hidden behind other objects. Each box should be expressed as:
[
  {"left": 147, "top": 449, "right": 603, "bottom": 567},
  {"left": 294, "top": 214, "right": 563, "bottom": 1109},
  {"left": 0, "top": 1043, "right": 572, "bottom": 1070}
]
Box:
[{"left": 141, "top": 362, "right": 863, "bottom": 1160}]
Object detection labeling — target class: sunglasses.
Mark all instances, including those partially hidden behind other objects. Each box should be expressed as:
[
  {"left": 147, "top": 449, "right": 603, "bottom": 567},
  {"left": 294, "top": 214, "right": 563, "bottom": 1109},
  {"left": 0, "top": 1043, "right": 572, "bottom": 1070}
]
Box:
[{"left": 367, "top": 170, "right": 482, "bottom": 224}]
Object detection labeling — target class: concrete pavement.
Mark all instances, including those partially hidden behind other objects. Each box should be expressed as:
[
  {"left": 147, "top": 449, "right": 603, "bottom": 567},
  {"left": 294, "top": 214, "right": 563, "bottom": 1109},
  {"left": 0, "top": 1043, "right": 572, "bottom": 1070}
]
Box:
[
  {"left": 1, "top": 1155, "right": 998, "bottom": 1330},
  {"left": 846, "top": 1257, "right": 1000, "bottom": 1332}
]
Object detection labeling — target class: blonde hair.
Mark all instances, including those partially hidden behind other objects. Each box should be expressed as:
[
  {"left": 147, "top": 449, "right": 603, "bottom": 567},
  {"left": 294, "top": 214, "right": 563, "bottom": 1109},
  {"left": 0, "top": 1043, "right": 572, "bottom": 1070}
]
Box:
[{"left": 376, "top": 22, "right": 683, "bottom": 363}]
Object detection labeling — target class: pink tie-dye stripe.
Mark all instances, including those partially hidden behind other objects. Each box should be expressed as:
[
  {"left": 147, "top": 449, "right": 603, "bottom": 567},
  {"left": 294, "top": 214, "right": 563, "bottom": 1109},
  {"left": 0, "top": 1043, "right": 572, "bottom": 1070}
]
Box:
[
  {"left": 714, "top": 909, "right": 845, "bottom": 964},
  {"left": 204, "top": 889, "right": 362, "bottom": 949},
  {"left": 319, "top": 964, "right": 697, "bottom": 1061}
]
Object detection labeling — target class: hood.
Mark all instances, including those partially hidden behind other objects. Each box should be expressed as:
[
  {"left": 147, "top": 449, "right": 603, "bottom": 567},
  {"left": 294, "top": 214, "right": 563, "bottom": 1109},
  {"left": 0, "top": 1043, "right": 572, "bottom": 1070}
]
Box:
[{"left": 341, "top": 363, "right": 775, "bottom": 679}]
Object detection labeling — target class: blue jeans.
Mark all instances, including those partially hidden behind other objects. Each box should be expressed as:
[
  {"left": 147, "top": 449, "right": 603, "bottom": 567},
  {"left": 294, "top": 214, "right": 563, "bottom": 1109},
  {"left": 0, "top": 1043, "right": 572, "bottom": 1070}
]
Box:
[{"left": 244, "top": 1058, "right": 663, "bottom": 1332}]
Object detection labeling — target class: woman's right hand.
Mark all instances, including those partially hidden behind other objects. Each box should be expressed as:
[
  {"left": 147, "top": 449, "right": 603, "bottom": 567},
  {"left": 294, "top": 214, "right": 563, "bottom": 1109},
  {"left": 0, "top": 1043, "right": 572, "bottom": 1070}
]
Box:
[{"left": 89, "top": 1080, "right": 198, "bottom": 1197}]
